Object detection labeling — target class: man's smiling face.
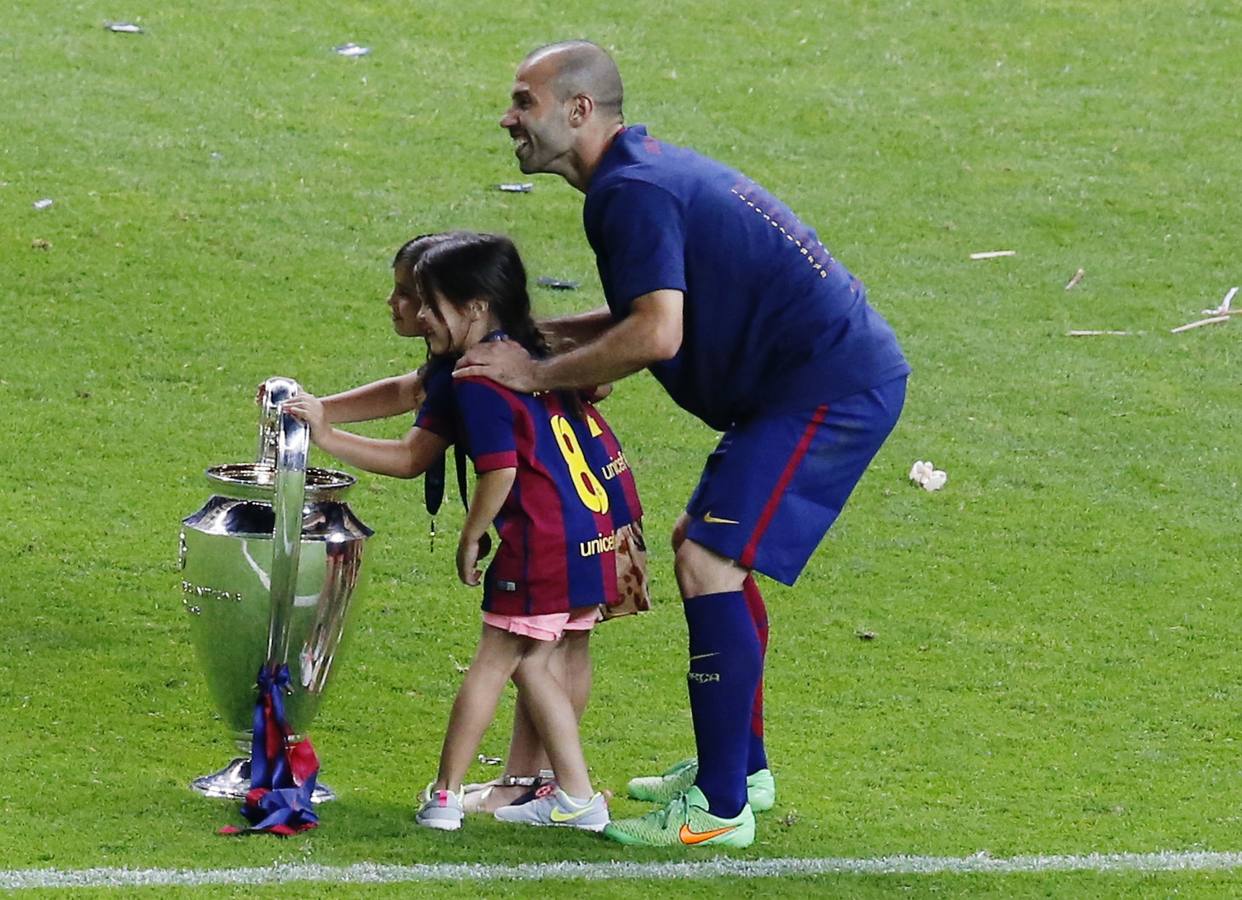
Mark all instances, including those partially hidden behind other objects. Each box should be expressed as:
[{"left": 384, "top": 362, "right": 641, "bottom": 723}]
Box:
[{"left": 499, "top": 53, "right": 576, "bottom": 175}]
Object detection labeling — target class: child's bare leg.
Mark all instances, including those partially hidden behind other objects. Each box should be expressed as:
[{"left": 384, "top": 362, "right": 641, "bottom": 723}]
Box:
[
  {"left": 432, "top": 624, "right": 524, "bottom": 792},
  {"left": 561, "top": 630, "right": 592, "bottom": 719},
  {"left": 463, "top": 698, "right": 546, "bottom": 812},
  {"left": 480, "top": 631, "right": 594, "bottom": 808},
  {"left": 512, "top": 637, "right": 593, "bottom": 798},
  {"left": 506, "top": 632, "right": 590, "bottom": 767},
  {"left": 502, "top": 694, "right": 547, "bottom": 777}
]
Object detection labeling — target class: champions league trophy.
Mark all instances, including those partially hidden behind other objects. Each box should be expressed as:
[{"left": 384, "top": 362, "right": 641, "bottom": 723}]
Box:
[{"left": 179, "top": 377, "right": 372, "bottom": 803}]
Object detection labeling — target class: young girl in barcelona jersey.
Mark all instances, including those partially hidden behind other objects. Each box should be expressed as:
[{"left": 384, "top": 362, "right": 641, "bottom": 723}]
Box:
[{"left": 285, "top": 231, "right": 640, "bottom": 832}]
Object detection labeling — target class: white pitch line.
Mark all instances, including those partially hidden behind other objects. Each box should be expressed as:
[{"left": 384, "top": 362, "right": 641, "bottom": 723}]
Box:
[{"left": 6, "top": 851, "right": 1242, "bottom": 890}]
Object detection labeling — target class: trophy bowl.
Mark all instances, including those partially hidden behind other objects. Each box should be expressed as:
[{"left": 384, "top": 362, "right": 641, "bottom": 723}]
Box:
[{"left": 180, "top": 377, "right": 373, "bottom": 801}]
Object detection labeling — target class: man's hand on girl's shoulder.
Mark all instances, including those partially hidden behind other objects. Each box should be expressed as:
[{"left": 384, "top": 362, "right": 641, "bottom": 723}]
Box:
[{"left": 454, "top": 339, "right": 541, "bottom": 393}]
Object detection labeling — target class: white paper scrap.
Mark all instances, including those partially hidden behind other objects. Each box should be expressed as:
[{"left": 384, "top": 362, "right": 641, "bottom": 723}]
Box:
[{"left": 908, "top": 460, "right": 948, "bottom": 491}]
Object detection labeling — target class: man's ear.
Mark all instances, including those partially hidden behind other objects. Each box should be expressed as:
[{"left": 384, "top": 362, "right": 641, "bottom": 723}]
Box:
[{"left": 568, "top": 93, "right": 594, "bottom": 126}]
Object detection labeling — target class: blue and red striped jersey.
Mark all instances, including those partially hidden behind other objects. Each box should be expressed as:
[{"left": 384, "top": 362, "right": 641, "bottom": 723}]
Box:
[
  {"left": 453, "top": 375, "right": 638, "bottom": 616},
  {"left": 413, "top": 356, "right": 455, "bottom": 439},
  {"left": 578, "top": 402, "right": 642, "bottom": 532},
  {"left": 416, "top": 354, "right": 642, "bottom": 532}
]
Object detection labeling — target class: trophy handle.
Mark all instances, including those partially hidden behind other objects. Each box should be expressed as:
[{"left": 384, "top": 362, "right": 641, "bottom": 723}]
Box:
[{"left": 259, "top": 377, "right": 309, "bottom": 669}]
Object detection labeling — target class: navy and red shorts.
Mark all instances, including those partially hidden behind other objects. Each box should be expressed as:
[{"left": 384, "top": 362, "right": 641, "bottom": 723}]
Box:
[{"left": 684, "top": 375, "right": 907, "bottom": 585}]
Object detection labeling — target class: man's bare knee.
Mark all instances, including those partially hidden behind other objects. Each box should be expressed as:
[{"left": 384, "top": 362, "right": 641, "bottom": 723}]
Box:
[{"left": 674, "top": 539, "right": 748, "bottom": 597}]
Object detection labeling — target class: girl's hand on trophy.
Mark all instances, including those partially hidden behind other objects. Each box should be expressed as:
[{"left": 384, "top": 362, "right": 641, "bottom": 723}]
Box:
[{"left": 282, "top": 392, "right": 328, "bottom": 439}]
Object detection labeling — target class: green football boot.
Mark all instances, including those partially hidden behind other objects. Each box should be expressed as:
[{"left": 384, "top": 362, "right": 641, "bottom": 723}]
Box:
[
  {"left": 627, "top": 758, "right": 776, "bottom": 812},
  {"left": 744, "top": 767, "right": 776, "bottom": 813},
  {"left": 626, "top": 758, "right": 697, "bottom": 804},
  {"left": 604, "top": 786, "right": 755, "bottom": 848}
]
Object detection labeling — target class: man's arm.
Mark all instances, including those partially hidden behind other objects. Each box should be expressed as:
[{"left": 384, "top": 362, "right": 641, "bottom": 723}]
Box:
[
  {"left": 320, "top": 371, "right": 425, "bottom": 424},
  {"left": 538, "top": 305, "right": 614, "bottom": 352},
  {"left": 455, "top": 290, "right": 683, "bottom": 392}
]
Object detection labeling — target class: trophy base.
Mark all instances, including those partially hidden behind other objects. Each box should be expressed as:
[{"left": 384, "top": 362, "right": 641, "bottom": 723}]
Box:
[{"left": 190, "top": 757, "right": 337, "bottom": 804}]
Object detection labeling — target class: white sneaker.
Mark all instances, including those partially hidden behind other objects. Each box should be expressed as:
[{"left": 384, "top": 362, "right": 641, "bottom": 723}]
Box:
[
  {"left": 415, "top": 783, "right": 464, "bottom": 831},
  {"left": 494, "top": 784, "right": 609, "bottom": 831}
]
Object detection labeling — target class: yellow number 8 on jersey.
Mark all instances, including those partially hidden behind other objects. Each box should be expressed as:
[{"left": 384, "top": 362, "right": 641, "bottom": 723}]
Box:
[{"left": 550, "top": 414, "right": 610, "bottom": 515}]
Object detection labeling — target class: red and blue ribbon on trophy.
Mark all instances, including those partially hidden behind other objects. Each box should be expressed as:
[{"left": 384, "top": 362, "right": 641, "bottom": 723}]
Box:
[{"left": 218, "top": 664, "right": 320, "bottom": 836}]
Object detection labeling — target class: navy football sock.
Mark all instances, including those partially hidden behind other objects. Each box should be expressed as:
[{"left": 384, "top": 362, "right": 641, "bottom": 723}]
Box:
[
  {"left": 742, "top": 575, "right": 770, "bottom": 774},
  {"left": 684, "top": 591, "right": 763, "bottom": 818}
]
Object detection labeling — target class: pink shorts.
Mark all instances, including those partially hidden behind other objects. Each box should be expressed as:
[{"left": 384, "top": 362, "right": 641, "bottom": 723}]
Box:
[{"left": 482, "top": 606, "right": 601, "bottom": 642}]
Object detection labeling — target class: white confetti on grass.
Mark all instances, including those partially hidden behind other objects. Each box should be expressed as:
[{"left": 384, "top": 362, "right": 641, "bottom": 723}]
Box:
[
  {"left": 1201, "top": 286, "right": 1238, "bottom": 316},
  {"left": 1171, "top": 315, "right": 1230, "bottom": 334},
  {"left": 1172, "top": 286, "right": 1238, "bottom": 332},
  {"left": 909, "top": 460, "right": 948, "bottom": 492}
]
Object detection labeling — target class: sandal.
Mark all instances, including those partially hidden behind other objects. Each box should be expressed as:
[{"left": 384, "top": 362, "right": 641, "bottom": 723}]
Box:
[{"left": 462, "top": 771, "right": 553, "bottom": 814}]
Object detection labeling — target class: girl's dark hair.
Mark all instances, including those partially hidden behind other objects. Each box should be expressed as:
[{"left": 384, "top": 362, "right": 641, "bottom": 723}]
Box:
[
  {"left": 413, "top": 231, "right": 549, "bottom": 358},
  {"left": 391, "top": 233, "right": 453, "bottom": 372},
  {"left": 392, "top": 232, "right": 452, "bottom": 271},
  {"left": 414, "top": 231, "right": 584, "bottom": 416}
]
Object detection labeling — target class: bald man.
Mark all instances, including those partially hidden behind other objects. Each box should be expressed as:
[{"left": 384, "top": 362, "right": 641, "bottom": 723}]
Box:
[{"left": 457, "top": 40, "right": 909, "bottom": 848}]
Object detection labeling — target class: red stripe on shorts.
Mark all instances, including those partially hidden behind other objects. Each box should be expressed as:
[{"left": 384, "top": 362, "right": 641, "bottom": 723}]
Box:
[{"left": 738, "top": 404, "right": 829, "bottom": 569}]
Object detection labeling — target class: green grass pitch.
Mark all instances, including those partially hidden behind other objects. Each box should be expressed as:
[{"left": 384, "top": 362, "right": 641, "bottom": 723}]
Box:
[{"left": 2, "top": 0, "right": 1240, "bottom": 895}]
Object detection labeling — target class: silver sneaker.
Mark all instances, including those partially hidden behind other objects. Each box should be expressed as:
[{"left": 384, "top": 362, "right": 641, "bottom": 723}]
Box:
[
  {"left": 415, "top": 783, "right": 464, "bottom": 831},
  {"left": 494, "top": 783, "right": 609, "bottom": 831}
]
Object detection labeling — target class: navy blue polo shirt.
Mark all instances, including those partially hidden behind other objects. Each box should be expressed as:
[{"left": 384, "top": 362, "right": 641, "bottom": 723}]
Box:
[{"left": 583, "top": 125, "right": 909, "bottom": 431}]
